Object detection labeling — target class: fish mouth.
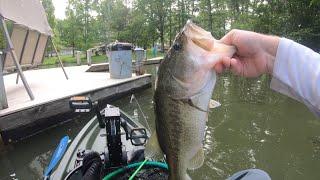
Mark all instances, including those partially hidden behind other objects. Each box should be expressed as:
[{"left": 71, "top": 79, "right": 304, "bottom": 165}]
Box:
[
  {"left": 183, "top": 20, "right": 236, "bottom": 57},
  {"left": 183, "top": 20, "right": 215, "bottom": 51}
]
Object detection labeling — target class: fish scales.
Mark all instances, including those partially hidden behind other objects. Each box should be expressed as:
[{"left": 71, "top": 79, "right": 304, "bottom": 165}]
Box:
[{"left": 145, "top": 20, "right": 236, "bottom": 180}]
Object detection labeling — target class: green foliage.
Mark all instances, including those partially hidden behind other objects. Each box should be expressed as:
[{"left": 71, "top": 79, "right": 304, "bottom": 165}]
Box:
[
  {"left": 42, "top": 0, "right": 56, "bottom": 28},
  {"left": 253, "top": 0, "right": 320, "bottom": 50},
  {"left": 311, "top": 0, "right": 320, "bottom": 6},
  {"left": 51, "top": 0, "right": 320, "bottom": 54},
  {"left": 43, "top": 54, "right": 107, "bottom": 65},
  {"left": 0, "top": 29, "right": 5, "bottom": 50}
]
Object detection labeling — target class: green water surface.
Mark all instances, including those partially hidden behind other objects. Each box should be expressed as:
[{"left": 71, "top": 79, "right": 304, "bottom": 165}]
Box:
[{"left": 0, "top": 65, "right": 319, "bottom": 180}]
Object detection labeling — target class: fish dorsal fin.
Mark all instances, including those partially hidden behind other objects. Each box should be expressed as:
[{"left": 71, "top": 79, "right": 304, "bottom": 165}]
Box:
[
  {"left": 187, "top": 148, "right": 205, "bottom": 170},
  {"left": 145, "top": 130, "right": 164, "bottom": 161}
]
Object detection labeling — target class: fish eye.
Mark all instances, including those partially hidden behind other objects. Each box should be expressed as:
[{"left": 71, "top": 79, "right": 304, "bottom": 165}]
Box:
[{"left": 173, "top": 43, "right": 182, "bottom": 51}]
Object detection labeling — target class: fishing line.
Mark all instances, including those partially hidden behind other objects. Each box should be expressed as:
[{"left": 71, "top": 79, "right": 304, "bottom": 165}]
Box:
[{"left": 130, "top": 94, "right": 152, "bottom": 134}]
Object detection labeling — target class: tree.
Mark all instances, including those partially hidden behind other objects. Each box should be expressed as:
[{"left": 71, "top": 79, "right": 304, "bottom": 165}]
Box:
[
  {"left": 42, "top": 0, "right": 56, "bottom": 56},
  {"left": 51, "top": 0, "right": 320, "bottom": 53},
  {"left": 0, "top": 29, "right": 5, "bottom": 50},
  {"left": 42, "top": 0, "right": 56, "bottom": 28},
  {"left": 135, "top": 0, "right": 171, "bottom": 51},
  {"left": 57, "top": 0, "right": 96, "bottom": 56}
]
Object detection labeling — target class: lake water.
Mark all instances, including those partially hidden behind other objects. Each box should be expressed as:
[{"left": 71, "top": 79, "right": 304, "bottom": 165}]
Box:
[{"left": 0, "top": 65, "right": 319, "bottom": 180}]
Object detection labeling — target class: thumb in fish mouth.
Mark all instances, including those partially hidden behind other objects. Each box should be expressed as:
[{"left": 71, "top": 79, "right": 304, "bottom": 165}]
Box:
[
  {"left": 183, "top": 20, "right": 236, "bottom": 69},
  {"left": 184, "top": 20, "right": 236, "bottom": 56},
  {"left": 190, "top": 35, "right": 236, "bottom": 60}
]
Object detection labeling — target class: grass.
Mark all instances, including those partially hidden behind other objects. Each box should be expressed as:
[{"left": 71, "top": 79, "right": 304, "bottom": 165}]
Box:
[
  {"left": 43, "top": 54, "right": 107, "bottom": 66},
  {"left": 42, "top": 49, "right": 164, "bottom": 68},
  {"left": 145, "top": 49, "right": 165, "bottom": 59}
]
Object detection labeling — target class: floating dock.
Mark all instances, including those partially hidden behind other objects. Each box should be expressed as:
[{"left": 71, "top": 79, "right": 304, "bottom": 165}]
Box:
[
  {"left": 86, "top": 57, "right": 163, "bottom": 72},
  {"left": 0, "top": 65, "right": 152, "bottom": 143}
]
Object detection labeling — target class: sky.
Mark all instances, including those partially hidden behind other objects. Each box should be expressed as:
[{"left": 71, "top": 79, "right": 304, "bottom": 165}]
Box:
[
  {"left": 52, "top": 0, "right": 67, "bottom": 20},
  {"left": 52, "top": 0, "right": 99, "bottom": 20}
]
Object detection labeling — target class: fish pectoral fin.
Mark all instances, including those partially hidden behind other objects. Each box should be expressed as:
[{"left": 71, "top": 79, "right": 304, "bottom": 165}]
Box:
[
  {"left": 209, "top": 99, "right": 221, "bottom": 109},
  {"left": 145, "top": 130, "right": 164, "bottom": 161},
  {"left": 187, "top": 148, "right": 205, "bottom": 170},
  {"left": 189, "top": 91, "right": 211, "bottom": 112}
]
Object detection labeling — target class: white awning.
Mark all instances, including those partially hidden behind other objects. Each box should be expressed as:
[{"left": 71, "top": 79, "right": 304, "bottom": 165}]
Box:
[{"left": 0, "top": 0, "right": 53, "bottom": 36}]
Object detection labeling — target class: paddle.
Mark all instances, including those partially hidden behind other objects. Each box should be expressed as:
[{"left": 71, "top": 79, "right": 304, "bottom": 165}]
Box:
[{"left": 43, "top": 136, "right": 69, "bottom": 180}]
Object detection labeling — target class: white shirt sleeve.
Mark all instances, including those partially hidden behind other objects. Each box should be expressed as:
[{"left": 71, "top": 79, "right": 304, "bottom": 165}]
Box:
[{"left": 270, "top": 38, "right": 320, "bottom": 117}]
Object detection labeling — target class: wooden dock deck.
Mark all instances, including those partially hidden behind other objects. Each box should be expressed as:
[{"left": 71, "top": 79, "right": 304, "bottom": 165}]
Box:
[{"left": 0, "top": 65, "right": 152, "bottom": 143}]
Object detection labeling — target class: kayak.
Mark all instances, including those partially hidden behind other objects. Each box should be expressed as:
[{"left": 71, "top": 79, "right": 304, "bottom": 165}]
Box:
[{"left": 46, "top": 97, "right": 168, "bottom": 180}]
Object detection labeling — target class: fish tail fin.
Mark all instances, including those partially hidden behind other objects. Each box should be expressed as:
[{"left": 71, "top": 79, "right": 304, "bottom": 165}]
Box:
[
  {"left": 186, "top": 174, "right": 192, "bottom": 180},
  {"left": 145, "top": 130, "right": 164, "bottom": 160},
  {"left": 187, "top": 147, "right": 205, "bottom": 170}
]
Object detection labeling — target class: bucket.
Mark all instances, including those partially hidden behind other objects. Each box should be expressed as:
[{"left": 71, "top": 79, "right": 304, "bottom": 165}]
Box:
[{"left": 107, "top": 42, "right": 132, "bottom": 79}]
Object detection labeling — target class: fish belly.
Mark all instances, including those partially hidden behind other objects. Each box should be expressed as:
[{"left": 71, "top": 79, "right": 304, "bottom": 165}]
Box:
[{"left": 155, "top": 92, "right": 207, "bottom": 179}]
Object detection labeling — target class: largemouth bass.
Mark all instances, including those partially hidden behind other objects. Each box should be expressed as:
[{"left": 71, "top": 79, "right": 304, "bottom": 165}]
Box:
[{"left": 145, "top": 20, "right": 236, "bottom": 180}]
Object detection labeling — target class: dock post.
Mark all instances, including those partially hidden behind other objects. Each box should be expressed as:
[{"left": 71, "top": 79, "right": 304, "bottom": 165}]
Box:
[
  {"left": 0, "top": 51, "right": 8, "bottom": 109},
  {"left": 87, "top": 49, "right": 92, "bottom": 66},
  {"left": 76, "top": 51, "right": 81, "bottom": 65},
  {"left": 134, "top": 48, "right": 145, "bottom": 75}
]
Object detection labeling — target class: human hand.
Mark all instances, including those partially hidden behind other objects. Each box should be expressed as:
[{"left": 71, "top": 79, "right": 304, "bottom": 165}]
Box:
[{"left": 214, "top": 29, "right": 280, "bottom": 77}]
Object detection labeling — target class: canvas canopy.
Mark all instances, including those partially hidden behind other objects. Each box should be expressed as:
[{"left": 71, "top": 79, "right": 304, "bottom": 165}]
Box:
[{"left": 0, "top": 0, "right": 53, "bottom": 36}]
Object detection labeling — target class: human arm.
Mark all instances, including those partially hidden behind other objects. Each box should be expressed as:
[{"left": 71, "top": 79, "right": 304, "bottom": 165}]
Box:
[
  {"left": 270, "top": 38, "right": 320, "bottom": 116},
  {"left": 215, "top": 30, "right": 320, "bottom": 116}
]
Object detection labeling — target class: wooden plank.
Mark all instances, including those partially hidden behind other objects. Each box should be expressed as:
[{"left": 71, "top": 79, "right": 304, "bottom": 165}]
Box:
[
  {"left": 31, "top": 32, "right": 41, "bottom": 64},
  {"left": 21, "top": 30, "right": 38, "bottom": 65},
  {"left": 33, "top": 34, "right": 47, "bottom": 65},
  {"left": 18, "top": 29, "right": 29, "bottom": 64}
]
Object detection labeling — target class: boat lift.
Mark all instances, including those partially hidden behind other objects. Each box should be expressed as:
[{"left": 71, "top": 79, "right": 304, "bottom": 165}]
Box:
[{"left": 0, "top": 0, "right": 68, "bottom": 109}]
